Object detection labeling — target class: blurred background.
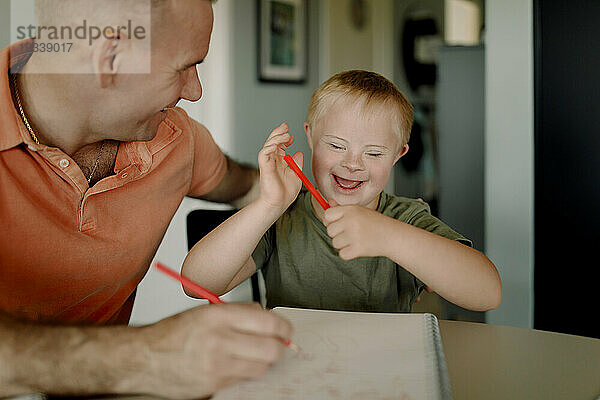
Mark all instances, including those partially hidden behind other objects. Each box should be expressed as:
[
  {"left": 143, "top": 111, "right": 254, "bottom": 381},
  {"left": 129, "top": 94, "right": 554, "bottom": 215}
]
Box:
[{"left": 2, "top": 0, "right": 598, "bottom": 338}]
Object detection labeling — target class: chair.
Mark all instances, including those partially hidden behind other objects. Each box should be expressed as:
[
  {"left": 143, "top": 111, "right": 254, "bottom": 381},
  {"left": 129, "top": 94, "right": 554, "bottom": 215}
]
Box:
[{"left": 186, "top": 209, "right": 261, "bottom": 303}]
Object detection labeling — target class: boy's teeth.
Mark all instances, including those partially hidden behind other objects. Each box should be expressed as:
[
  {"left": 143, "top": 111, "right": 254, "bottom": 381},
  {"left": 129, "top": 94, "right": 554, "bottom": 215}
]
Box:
[{"left": 335, "top": 176, "right": 362, "bottom": 189}]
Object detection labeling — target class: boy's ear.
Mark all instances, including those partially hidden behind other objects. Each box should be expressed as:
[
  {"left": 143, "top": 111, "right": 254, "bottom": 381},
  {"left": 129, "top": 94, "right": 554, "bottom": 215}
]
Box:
[
  {"left": 92, "top": 31, "right": 129, "bottom": 88},
  {"left": 304, "top": 122, "right": 313, "bottom": 150},
  {"left": 394, "top": 144, "right": 410, "bottom": 164}
]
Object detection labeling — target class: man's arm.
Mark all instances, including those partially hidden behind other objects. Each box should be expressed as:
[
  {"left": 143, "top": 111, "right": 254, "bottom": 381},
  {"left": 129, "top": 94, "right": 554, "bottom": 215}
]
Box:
[
  {"left": 197, "top": 156, "right": 260, "bottom": 209},
  {"left": 0, "top": 304, "right": 293, "bottom": 399},
  {"left": 0, "top": 312, "right": 147, "bottom": 397}
]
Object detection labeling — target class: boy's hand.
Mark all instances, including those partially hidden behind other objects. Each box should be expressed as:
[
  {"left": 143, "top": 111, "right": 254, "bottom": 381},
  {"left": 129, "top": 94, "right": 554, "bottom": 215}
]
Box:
[
  {"left": 415, "top": 286, "right": 434, "bottom": 303},
  {"left": 323, "top": 201, "right": 391, "bottom": 260},
  {"left": 257, "top": 123, "right": 303, "bottom": 212}
]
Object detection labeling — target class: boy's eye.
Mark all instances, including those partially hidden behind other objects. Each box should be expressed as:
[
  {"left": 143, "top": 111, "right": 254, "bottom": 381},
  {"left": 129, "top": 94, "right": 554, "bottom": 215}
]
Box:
[
  {"left": 366, "top": 152, "right": 383, "bottom": 157},
  {"left": 329, "top": 143, "right": 345, "bottom": 150}
]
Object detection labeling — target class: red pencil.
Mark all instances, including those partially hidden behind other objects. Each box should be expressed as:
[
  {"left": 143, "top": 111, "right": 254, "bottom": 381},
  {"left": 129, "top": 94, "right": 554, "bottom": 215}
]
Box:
[
  {"left": 283, "top": 154, "right": 330, "bottom": 210},
  {"left": 154, "top": 262, "right": 299, "bottom": 352}
]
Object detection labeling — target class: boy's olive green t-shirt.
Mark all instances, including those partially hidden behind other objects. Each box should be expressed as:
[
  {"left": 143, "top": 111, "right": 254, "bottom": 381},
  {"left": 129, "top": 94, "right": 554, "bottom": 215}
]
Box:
[{"left": 252, "top": 190, "right": 472, "bottom": 313}]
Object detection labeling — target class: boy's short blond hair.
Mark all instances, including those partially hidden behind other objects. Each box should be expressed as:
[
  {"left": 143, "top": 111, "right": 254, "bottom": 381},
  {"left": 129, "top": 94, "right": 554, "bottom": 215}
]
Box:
[{"left": 306, "top": 70, "right": 414, "bottom": 147}]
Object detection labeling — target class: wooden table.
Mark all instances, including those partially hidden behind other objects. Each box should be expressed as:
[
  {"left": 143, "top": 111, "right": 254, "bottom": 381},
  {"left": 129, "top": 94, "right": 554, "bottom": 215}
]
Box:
[
  {"left": 439, "top": 320, "right": 600, "bottom": 399},
  {"left": 20, "top": 320, "right": 600, "bottom": 400}
]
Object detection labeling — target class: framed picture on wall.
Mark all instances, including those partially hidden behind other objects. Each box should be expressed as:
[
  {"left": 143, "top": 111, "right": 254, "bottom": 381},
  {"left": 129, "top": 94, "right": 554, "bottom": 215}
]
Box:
[{"left": 258, "top": 0, "right": 307, "bottom": 83}]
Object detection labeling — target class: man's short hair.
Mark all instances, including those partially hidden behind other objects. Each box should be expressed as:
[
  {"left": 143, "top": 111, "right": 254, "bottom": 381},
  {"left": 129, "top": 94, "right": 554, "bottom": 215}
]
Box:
[
  {"left": 35, "top": 0, "right": 153, "bottom": 25},
  {"left": 306, "top": 70, "right": 414, "bottom": 146}
]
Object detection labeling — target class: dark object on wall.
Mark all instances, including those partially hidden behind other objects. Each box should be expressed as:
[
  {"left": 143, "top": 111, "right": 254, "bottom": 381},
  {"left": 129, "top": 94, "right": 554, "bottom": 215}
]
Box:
[
  {"left": 187, "top": 209, "right": 261, "bottom": 303},
  {"left": 400, "top": 119, "right": 424, "bottom": 173},
  {"left": 257, "top": 0, "right": 308, "bottom": 83},
  {"left": 534, "top": 0, "right": 600, "bottom": 339},
  {"left": 402, "top": 17, "right": 439, "bottom": 92},
  {"left": 350, "top": 0, "right": 367, "bottom": 30}
]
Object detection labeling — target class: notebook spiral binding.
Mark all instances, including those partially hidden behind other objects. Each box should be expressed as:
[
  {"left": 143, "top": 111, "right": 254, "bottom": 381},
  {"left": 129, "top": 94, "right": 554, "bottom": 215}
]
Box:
[{"left": 424, "top": 313, "right": 453, "bottom": 400}]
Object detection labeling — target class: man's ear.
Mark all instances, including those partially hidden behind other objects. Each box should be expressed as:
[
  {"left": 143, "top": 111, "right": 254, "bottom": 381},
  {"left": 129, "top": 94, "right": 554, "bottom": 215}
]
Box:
[
  {"left": 92, "top": 32, "right": 129, "bottom": 88},
  {"left": 304, "top": 122, "right": 313, "bottom": 150},
  {"left": 394, "top": 144, "right": 410, "bottom": 164}
]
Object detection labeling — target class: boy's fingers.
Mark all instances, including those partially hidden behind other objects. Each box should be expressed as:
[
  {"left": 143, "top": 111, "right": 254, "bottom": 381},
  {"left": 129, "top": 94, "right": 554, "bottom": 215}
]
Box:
[
  {"left": 265, "top": 134, "right": 295, "bottom": 154},
  {"left": 264, "top": 132, "right": 291, "bottom": 147},
  {"left": 291, "top": 152, "right": 303, "bottom": 171},
  {"left": 266, "top": 123, "right": 289, "bottom": 140},
  {"left": 338, "top": 246, "right": 357, "bottom": 261},
  {"left": 323, "top": 207, "right": 343, "bottom": 224},
  {"left": 261, "top": 139, "right": 291, "bottom": 156},
  {"left": 332, "top": 230, "right": 351, "bottom": 247},
  {"left": 259, "top": 144, "right": 280, "bottom": 160},
  {"left": 331, "top": 234, "right": 350, "bottom": 251},
  {"left": 326, "top": 221, "right": 343, "bottom": 238}
]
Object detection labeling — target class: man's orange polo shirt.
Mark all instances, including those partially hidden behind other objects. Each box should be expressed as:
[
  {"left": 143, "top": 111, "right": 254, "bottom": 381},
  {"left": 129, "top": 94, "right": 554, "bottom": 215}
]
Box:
[{"left": 0, "top": 43, "right": 227, "bottom": 325}]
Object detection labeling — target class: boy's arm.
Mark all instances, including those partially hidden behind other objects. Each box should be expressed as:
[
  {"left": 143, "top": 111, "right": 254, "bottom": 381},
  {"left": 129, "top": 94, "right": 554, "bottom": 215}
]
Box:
[
  {"left": 182, "top": 123, "right": 303, "bottom": 296},
  {"left": 181, "top": 200, "right": 280, "bottom": 295},
  {"left": 323, "top": 205, "right": 502, "bottom": 311}
]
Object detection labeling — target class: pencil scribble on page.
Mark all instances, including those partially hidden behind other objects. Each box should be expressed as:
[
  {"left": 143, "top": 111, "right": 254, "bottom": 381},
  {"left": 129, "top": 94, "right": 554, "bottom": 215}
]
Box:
[{"left": 212, "top": 308, "right": 445, "bottom": 400}]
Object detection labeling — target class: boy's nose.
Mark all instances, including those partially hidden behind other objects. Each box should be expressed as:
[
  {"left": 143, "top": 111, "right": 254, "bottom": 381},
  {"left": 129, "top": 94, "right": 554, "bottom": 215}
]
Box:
[{"left": 341, "top": 153, "right": 365, "bottom": 171}]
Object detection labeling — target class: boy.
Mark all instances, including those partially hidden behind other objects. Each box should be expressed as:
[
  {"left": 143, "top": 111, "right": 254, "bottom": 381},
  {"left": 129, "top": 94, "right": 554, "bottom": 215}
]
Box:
[{"left": 182, "top": 70, "right": 501, "bottom": 313}]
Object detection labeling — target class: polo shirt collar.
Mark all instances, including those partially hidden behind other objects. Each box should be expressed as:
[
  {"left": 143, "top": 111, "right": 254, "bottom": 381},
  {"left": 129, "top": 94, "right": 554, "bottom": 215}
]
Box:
[
  {"left": 1, "top": 40, "right": 183, "bottom": 174},
  {"left": 0, "top": 40, "right": 36, "bottom": 152}
]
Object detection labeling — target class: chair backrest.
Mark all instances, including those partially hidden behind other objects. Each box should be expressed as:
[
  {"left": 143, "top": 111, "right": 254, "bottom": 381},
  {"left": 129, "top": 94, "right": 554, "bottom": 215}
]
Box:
[
  {"left": 186, "top": 209, "right": 261, "bottom": 303},
  {"left": 186, "top": 209, "right": 237, "bottom": 251}
]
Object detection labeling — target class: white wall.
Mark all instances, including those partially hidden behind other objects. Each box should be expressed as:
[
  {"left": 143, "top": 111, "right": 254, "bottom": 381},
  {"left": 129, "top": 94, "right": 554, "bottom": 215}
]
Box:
[
  {"left": 324, "top": 0, "right": 374, "bottom": 74},
  {"left": 0, "top": 1, "right": 9, "bottom": 48},
  {"left": 484, "top": 0, "right": 534, "bottom": 328}
]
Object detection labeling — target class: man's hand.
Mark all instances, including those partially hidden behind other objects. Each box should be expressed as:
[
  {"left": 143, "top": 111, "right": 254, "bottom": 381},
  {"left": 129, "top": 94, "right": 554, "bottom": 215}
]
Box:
[
  {"left": 323, "top": 201, "right": 391, "bottom": 260},
  {"left": 1, "top": 304, "right": 292, "bottom": 399},
  {"left": 257, "top": 123, "right": 303, "bottom": 212},
  {"left": 140, "top": 303, "right": 293, "bottom": 399}
]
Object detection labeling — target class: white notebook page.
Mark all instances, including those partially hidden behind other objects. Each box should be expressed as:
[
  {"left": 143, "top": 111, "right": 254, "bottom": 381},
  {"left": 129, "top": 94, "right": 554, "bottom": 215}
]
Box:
[{"left": 213, "top": 307, "right": 448, "bottom": 400}]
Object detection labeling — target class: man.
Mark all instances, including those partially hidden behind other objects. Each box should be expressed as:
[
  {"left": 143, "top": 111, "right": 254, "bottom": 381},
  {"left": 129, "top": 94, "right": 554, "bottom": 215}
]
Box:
[{"left": 0, "top": 0, "right": 293, "bottom": 398}]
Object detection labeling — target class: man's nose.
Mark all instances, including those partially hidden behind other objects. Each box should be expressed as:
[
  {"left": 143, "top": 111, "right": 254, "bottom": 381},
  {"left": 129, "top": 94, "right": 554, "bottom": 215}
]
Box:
[{"left": 180, "top": 67, "right": 203, "bottom": 102}]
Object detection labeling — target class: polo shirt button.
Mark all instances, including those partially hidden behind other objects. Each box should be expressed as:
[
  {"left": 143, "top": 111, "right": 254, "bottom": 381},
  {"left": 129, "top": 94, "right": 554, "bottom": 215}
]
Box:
[
  {"left": 27, "top": 145, "right": 37, "bottom": 151},
  {"left": 59, "top": 159, "right": 70, "bottom": 168}
]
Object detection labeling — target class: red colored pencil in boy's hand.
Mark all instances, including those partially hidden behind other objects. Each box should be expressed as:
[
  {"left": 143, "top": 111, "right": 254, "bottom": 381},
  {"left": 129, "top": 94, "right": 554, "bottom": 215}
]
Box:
[
  {"left": 283, "top": 154, "right": 330, "bottom": 210},
  {"left": 154, "top": 262, "right": 300, "bottom": 352}
]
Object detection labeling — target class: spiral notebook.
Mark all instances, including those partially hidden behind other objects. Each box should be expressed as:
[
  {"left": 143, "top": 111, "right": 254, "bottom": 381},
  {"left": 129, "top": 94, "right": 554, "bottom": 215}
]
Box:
[{"left": 213, "top": 307, "right": 452, "bottom": 400}]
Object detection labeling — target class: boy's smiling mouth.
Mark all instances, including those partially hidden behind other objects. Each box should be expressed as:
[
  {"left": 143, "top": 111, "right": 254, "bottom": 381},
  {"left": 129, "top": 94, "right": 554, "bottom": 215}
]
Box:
[{"left": 332, "top": 174, "right": 364, "bottom": 191}]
